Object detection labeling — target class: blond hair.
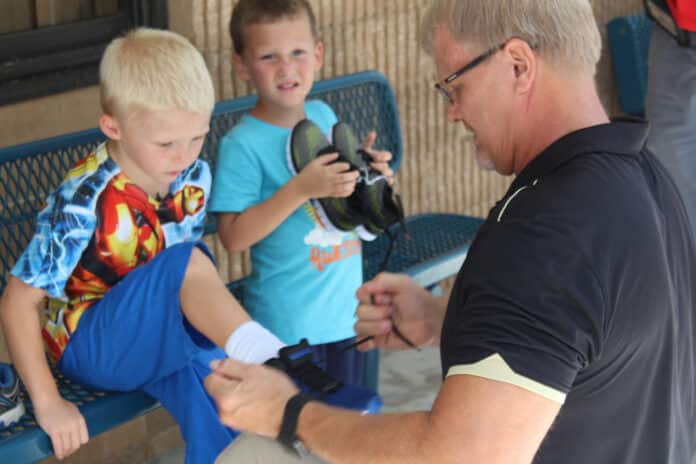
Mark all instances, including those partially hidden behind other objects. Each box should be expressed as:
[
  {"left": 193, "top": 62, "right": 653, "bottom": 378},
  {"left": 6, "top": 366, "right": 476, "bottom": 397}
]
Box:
[
  {"left": 420, "top": 0, "right": 601, "bottom": 76},
  {"left": 100, "top": 28, "right": 215, "bottom": 117}
]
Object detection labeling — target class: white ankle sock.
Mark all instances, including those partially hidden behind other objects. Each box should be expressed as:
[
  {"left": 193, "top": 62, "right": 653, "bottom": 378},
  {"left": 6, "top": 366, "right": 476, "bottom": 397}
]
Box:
[{"left": 225, "top": 321, "right": 285, "bottom": 364}]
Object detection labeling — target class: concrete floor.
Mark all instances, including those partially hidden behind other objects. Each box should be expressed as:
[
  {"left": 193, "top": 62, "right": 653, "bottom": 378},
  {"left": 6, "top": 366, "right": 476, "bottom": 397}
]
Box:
[
  {"left": 375, "top": 346, "right": 441, "bottom": 413},
  {"left": 150, "top": 347, "right": 442, "bottom": 463}
]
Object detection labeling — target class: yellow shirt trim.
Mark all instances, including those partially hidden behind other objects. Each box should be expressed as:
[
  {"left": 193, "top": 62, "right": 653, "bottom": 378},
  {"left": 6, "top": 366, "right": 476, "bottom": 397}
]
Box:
[{"left": 446, "top": 353, "right": 567, "bottom": 404}]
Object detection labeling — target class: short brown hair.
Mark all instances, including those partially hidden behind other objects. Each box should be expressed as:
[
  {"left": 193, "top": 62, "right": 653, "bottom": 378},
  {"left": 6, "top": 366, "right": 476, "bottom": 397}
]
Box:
[{"left": 229, "top": 0, "right": 318, "bottom": 55}]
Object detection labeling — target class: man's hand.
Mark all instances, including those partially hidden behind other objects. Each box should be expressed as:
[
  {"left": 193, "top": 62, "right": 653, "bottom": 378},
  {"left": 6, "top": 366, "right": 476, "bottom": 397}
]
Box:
[
  {"left": 34, "top": 396, "right": 89, "bottom": 460},
  {"left": 205, "top": 359, "right": 299, "bottom": 438},
  {"left": 355, "top": 272, "right": 441, "bottom": 351},
  {"left": 296, "top": 153, "right": 359, "bottom": 200},
  {"left": 361, "top": 131, "right": 395, "bottom": 184}
]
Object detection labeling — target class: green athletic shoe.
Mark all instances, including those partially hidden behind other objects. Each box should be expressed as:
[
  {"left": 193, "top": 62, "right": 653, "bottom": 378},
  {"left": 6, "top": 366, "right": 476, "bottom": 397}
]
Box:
[
  {"left": 287, "top": 119, "right": 406, "bottom": 240},
  {"left": 331, "top": 122, "right": 405, "bottom": 238},
  {"left": 288, "top": 119, "right": 365, "bottom": 235},
  {"left": 287, "top": 119, "right": 333, "bottom": 175}
]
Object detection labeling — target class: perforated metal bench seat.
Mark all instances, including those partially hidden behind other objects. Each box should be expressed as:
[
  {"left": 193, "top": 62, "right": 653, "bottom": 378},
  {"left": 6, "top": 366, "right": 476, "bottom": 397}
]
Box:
[
  {"left": 0, "top": 71, "right": 483, "bottom": 462},
  {"left": 363, "top": 213, "right": 484, "bottom": 285},
  {"left": 0, "top": 282, "right": 245, "bottom": 464}
]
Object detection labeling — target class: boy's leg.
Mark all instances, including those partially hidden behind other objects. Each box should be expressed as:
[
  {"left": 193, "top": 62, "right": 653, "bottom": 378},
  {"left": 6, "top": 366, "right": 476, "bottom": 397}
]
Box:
[
  {"left": 58, "top": 243, "right": 239, "bottom": 459},
  {"left": 180, "top": 245, "right": 284, "bottom": 363},
  {"left": 144, "top": 348, "right": 237, "bottom": 464},
  {"left": 179, "top": 244, "right": 249, "bottom": 348},
  {"left": 58, "top": 243, "right": 222, "bottom": 389},
  {"left": 311, "top": 337, "right": 365, "bottom": 386},
  {"left": 215, "top": 433, "right": 326, "bottom": 464},
  {"left": 59, "top": 241, "right": 281, "bottom": 388}
]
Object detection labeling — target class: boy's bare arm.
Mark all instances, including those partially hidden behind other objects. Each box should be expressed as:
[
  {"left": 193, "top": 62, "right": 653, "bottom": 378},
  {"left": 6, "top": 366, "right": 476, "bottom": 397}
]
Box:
[
  {"left": 216, "top": 177, "right": 310, "bottom": 252},
  {"left": 217, "top": 153, "right": 358, "bottom": 252},
  {"left": 0, "top": 277, "right": 88, "bottom": 460}
]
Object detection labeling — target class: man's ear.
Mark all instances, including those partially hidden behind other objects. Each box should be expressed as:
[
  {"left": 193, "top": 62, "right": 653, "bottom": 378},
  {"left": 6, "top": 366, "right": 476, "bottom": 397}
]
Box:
[
  {"left": 314, "top": 40, "right": 325, "bottom": 71},
  {"left": 506, "top": 39, "right": 536, "bottom": 94},
  {"left": 232, "top": 53, "right": 251, "bottom": 81},
  {"left": 99, "top": 114, "right": 122, "bottom": 141}
]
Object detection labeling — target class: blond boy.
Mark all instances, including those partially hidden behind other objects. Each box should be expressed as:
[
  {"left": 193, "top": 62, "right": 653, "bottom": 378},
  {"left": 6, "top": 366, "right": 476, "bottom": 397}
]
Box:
[{"left": 0, "top": 28, "right": 284, "bottom": 462}]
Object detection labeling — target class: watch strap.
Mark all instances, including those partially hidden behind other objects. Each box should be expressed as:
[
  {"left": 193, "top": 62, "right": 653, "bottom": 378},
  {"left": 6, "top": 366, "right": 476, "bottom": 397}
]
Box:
[{"left": 278, "top": 391, "right": 314, "bottom": 452}]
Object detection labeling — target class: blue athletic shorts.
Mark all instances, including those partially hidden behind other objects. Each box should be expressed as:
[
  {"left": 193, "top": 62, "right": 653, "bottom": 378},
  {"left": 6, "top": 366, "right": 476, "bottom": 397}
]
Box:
[
  {"left": 58, "top": 241, "right": 238, "bottom": 463},
  {"left": 58, "top": 241, "right": 220, "bottom": 390},
  {"left": 311, "top": 337, "right": 365, "bottom": 387}
]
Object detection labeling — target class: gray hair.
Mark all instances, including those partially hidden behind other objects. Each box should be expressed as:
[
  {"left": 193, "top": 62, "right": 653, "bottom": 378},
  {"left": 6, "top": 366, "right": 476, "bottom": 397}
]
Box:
[{"left": 420, "top": 0, "right": 601, "bottom": 76}]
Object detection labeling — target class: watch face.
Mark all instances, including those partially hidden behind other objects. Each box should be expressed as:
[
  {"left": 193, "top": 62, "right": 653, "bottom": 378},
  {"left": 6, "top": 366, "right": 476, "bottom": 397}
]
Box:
[{"left": 293, "top": 439, "right": 310, "bottom": 458}]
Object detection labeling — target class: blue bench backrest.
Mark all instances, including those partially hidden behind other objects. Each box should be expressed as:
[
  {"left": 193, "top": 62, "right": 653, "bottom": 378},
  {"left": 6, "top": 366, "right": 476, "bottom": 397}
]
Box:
[
  {"left": 607, "top": 13, "right": 654, "bottom": 116},
  {"left": 0, "top": 70, "right": 409, "bottom": 463},
  {"left": 0, "top": 70, "right": 402, "bottom": 294}
]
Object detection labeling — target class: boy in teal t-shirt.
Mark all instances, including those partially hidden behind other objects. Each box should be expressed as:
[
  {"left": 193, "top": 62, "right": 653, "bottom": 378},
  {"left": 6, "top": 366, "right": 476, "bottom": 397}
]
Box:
[{"left": 209, "top": 0, "right": 395, "bottom": 385}]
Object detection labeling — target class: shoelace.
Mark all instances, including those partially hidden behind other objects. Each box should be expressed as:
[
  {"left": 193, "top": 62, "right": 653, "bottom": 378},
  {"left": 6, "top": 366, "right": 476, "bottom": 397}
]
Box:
[
  {"left": 316, "top": 168, "right": 418, "bottom": 365},
  {"left": 330, "top": 219, "right": 420, "bottom": 359},
  {"left": 357, "top": 166, "right": 388, "bottom": 186}
]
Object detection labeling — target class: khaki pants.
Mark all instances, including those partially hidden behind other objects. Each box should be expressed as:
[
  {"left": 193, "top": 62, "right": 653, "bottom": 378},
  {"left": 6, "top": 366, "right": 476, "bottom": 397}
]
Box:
[{"left": 216, "top": 433, "right": 327, "bottom": 463}]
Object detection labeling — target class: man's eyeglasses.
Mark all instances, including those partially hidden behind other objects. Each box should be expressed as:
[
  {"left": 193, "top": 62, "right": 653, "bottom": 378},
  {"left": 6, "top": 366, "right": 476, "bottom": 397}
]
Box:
[
  {"left": 434, "top": 40, "right": 538, "bottom": 105},
  {"left": 433, "top": 42, "right": 506, "bottom": 105}
]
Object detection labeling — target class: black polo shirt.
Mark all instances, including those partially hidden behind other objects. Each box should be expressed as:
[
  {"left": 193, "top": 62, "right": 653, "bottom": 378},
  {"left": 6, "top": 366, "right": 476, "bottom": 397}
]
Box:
[{"left": 441, "top": 120, "right": 696, "bottom": 463}]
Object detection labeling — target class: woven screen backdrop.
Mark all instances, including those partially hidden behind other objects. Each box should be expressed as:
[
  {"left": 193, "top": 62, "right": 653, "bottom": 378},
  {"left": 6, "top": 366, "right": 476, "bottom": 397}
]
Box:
[
  {"left": 0, "top": 1, "right": 647, "bottom": 461},
  {"left": 178, "top": 0, "right": 643, "bottom": 282}
]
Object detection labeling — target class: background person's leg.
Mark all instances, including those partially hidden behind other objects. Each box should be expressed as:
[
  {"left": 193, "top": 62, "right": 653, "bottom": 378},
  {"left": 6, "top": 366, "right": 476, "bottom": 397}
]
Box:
[{"left": 646, "top": 26, "right": 696, "bottom": 241}]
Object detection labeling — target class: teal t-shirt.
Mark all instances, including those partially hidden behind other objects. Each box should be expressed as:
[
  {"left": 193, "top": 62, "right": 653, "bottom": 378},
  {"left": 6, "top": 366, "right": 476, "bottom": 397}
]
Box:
[{"left": 209, "top": 100, "right": 362, "bottom": 344}]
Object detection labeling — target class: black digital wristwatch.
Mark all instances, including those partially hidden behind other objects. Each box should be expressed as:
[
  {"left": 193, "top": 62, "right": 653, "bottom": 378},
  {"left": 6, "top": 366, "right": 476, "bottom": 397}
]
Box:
[{"left": 277, "top": 391, "right": 314, "bottom": 456}]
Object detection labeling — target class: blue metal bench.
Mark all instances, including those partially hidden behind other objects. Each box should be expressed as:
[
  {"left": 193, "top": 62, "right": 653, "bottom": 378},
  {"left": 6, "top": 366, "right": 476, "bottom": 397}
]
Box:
[
  {"left": 0, "top": 70, "right": 483, "bottom": 462},
  {"left": 607, "top": 13, "right": 654, "bottom": 116}
]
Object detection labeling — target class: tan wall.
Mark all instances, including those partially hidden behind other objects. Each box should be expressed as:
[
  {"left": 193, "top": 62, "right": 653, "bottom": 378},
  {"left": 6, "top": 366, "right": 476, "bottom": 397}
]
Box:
[
  {"left": 0, "top": 0, "right": 642, "bottom": 462},
  {"left": 0, "top": 86, "right": 101, "bottom": 149},
  {"left": 184, "top": 0, "right": 644, "bottom": 283}
]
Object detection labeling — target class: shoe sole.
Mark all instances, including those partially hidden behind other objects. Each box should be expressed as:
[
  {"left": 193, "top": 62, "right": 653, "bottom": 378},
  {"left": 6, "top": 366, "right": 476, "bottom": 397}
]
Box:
[{"left": 357, "top": 181, "right": 391, "bottom": 235}]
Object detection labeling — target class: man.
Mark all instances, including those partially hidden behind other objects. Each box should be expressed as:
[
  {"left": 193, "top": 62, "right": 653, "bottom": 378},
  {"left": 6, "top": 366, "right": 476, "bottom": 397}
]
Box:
[{"left": 205, "top": 1, "right": 696, "bottom": 462}]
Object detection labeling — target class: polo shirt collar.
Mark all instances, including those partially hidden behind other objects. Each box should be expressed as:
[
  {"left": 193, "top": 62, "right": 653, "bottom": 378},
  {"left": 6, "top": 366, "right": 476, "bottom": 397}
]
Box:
[{"left": 510, "top": 118, "right": 649, "bottom": 192}]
